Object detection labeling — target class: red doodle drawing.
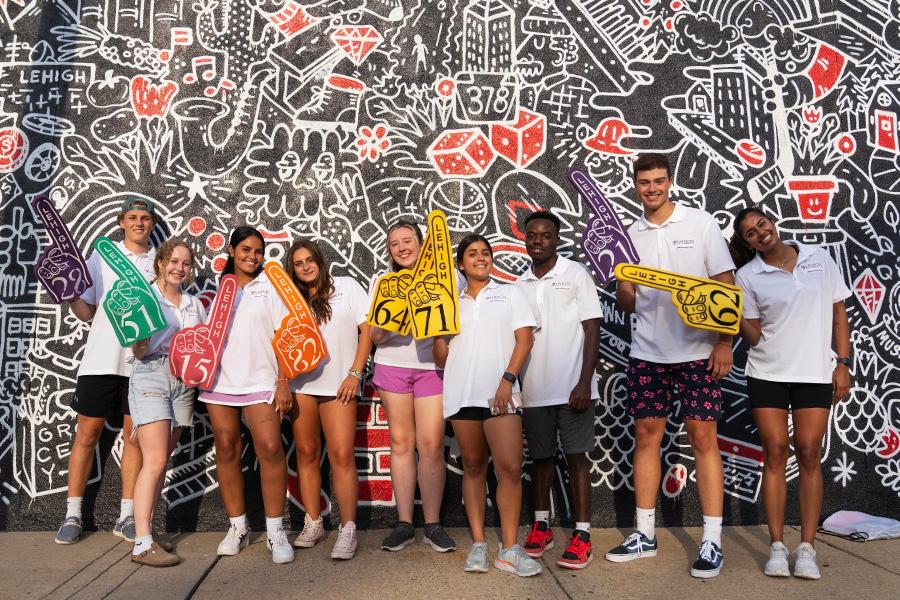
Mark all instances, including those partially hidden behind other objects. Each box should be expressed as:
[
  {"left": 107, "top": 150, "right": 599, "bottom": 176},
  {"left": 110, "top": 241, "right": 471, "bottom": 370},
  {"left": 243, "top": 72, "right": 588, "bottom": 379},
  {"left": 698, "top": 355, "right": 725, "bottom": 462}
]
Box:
[
  {"left": 805, "top": 43, "right": 846, "bottom": 100},
  {"left": 331, "top": 26, "right": 383, "bottom": 65},
  {"left": 853, "top": 268, "right": 885, "bottom": 324},
  {"left": 785, "top": 175, "right": 837, "bottom": 222},
  {"left": 491, "top": 108, "right": 546, "bottom": 168},
  {"left": 0, "top": 127, "right": 28, "bottom": 173},
  {"left": 428, "top": 128, "right": 495, "bottom": 178},
  {"left": 735, "top": 138, "right": 765, "bottom": 168},
  {"left": 130, "top": 76, "right": 178, "bottom": 117},
  {"left": 662, "top": 463, "right": 688, "bottom": 499},
  {"left": 169, "top": 274, "right": 238, "bottom": 389}
]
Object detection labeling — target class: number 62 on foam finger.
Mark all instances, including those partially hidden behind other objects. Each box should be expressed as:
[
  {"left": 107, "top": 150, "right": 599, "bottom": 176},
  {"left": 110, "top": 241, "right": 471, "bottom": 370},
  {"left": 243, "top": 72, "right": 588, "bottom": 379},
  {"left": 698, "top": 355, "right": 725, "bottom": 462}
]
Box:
[{"left": 614, "top": 263, "right": 743, "bottom": 335}]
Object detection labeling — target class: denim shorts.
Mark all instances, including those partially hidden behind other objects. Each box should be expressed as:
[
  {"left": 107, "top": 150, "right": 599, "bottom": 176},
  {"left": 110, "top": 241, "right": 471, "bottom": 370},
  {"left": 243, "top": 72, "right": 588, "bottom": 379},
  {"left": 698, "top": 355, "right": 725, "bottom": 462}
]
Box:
[{"left": 128, "top": 355, "right": 195, "bottom": 429}]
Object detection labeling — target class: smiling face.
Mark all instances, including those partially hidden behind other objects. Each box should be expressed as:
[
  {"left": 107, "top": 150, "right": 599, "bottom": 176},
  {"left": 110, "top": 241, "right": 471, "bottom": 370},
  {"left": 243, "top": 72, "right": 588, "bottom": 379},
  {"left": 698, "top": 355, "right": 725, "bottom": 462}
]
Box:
[
  {"left": 525, "top": 217, "right": 559, "bottom": 265},
  {"left": 634, "top": 167, "right": 673, "bottom": 214},
  {"left": 461, "top": 240, "right": 492, "bottom": 283},
  {"left": 118, "top": 210, "right": 154, "bottom": 245},
  {"left": 388, "top": 225, "right": 420, "bottom": 270},
  {"left": 738, "top": 212, "right": 780, "bottom": 254},
  {"left": 160, "top": 245, "right": 193, "bottom": 288},
  {"left": 229, "top": 235, "right": 264, "bottom": 278},
  {"left": 291, "top": 246, "right": 320, "bottom": 286}
]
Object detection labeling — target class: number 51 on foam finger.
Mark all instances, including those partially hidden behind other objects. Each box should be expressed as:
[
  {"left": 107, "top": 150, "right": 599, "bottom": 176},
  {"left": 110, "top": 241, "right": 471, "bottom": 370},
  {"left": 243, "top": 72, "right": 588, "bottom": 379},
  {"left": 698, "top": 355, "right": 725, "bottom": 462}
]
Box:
[{"left": 614, "top": 263, "right": 742, "bottom": 335}]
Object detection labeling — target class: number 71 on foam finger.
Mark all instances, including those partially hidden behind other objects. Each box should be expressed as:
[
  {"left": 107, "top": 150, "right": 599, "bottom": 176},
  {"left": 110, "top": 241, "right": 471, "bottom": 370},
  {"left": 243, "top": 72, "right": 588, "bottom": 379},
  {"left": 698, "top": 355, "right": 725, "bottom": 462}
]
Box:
[{"left": 614, "top": 263, "right": 742, "bottom": 335}]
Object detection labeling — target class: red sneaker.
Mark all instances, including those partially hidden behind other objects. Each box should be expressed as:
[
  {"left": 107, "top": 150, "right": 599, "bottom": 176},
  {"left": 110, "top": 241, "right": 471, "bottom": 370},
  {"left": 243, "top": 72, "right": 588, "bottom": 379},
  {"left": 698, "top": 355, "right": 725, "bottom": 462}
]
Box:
[
  {"left": 523, "top": 521, "right": 554, "bottom": 558},
  {"left": 557, "top": 530, "right": 593, "bottom": 570}
]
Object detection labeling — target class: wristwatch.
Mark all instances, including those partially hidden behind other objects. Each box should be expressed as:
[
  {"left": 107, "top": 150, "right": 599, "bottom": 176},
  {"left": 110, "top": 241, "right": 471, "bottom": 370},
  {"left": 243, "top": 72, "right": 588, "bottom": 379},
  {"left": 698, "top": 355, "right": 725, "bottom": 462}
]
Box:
[
  {"left": 501, "top": 371, "right": 516, "bottom": 383},
  {"left": 836, "top": 357, "right": 852, "bottom": 367},
  {"left": 348, "top": 368, "right": 362, "bottom": 379}
]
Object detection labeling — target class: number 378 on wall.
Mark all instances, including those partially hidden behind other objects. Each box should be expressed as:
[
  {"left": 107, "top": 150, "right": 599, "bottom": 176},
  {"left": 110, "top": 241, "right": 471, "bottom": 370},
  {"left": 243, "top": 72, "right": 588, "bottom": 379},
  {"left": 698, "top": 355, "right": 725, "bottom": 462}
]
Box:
[{"left": 453, "top": 71, "right": 518, "bottom": 124}]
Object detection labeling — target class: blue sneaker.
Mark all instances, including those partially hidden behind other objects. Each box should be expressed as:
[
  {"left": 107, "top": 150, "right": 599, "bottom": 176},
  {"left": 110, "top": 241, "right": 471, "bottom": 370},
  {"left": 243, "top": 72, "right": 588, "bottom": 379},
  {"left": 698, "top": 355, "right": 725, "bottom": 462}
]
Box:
[
  {"left": 55, "top": 516, "right": 83, "bottom": 545},
  {"left": 113, "top": 516, "right": 136, "bottom": 542},
  {"left": 605, "top": 531, "right": 657, "bottom": 562},
  {"left": 690, "top": 540, "right": 724, "bottom": 578}
]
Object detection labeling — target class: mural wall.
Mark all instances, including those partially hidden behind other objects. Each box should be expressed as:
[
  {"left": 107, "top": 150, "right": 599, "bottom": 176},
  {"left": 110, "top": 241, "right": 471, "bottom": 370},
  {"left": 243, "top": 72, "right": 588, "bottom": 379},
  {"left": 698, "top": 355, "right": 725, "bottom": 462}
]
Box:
[{"left": 0, "top": 0, "right": 898, "bottom": 531}]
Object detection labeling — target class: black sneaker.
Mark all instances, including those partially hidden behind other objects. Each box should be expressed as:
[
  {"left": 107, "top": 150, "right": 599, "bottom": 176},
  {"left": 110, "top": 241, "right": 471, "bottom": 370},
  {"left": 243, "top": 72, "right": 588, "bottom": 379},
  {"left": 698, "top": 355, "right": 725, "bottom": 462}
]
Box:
[
  {"left": 605, "top": 531, "right": 657, "bottom": 562},
  {"left": 690, "top": 539, "right": 723, "bottom": 578},
  {"left": 381, "top": 521, "right": 415, "bottom": 551},
  {"left": 423, "top": 523, "right": 456, "bottom": 552}
]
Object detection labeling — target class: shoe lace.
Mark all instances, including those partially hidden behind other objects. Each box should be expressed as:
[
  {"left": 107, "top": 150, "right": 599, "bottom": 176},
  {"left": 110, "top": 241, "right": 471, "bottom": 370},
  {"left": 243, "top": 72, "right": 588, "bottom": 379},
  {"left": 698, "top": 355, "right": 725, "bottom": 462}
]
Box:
[
  {"left": 699, "top": 540, "right": 717, "bottom": 562},
  {"left": 336, "top": 525, "right": 354, "bottom": 548},
  {"left": 226, "top": 524, "right": 242, "bottom": 541},
  {"left": 525, "top": 523, "right": 544, "bottom": 544},
  {"left": 624, "top": 531, "right": 644, "bottom": 547},
  {"left": 300, "top": 517, "right": 320, "bottom": 538},
  {"left": 795, "top": 545, "right": 815, "bottom": 561},
  {"left": 270, "top": 527, "right": 288, "bottom": 546},
  {"left": 566, "top": 535, "right": 588, "bottom": 555}
]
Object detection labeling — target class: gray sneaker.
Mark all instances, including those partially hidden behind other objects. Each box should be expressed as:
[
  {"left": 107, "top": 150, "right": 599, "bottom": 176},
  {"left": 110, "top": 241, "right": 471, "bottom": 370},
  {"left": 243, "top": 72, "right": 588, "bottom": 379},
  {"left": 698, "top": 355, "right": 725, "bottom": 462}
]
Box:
[
  {"left": 114, "top": 516, "right": 136, "bottom": 542},
  {"left": 464, "top": 542, "right": 489, "bottom": 573},
  {"left": 424, "top": 523, "right": 457, "bottom": 552},
  {"left": 55, "top": 516, "right": 83, "bottom": 545},
  {"left": 381, "top": 522, "right": 415, "bottom": 551},
  {"left": 495, "top": 544, "right": 543, "bottom": 577}
]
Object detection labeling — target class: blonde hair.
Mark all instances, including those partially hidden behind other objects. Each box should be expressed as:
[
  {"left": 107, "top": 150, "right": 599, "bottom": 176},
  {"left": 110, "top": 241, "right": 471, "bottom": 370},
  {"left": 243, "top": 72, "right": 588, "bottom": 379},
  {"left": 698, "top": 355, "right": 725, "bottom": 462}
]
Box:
[{"left": 154, "top": 238, "right": 196, "bottom": 285}]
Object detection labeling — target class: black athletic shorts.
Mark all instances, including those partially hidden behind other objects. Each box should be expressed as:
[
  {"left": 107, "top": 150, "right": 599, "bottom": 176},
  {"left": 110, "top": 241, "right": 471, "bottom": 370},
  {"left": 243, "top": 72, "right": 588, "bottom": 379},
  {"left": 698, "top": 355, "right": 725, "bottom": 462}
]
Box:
[
  {"left": 746, "top": 377, "right": 832, "bottom": 411},
  {"left": 448, "top": 407, "right": 523, "bottom": 421},
  {"left": 71, "top": 375, "right": 130, "bottom": 420}
]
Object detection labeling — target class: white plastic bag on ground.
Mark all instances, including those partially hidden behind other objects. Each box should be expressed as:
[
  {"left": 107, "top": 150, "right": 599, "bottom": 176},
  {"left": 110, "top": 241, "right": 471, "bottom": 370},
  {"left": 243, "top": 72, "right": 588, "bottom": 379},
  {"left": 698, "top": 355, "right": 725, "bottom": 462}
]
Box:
[{"left": 819, "top": 510, "right": 900, "bottom": 541}]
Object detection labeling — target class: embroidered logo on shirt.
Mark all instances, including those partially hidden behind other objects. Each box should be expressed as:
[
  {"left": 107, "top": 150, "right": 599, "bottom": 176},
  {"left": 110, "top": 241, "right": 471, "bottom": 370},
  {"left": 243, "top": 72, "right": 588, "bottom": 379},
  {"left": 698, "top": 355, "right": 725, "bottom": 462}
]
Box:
[
  {"left": 484, "top": 294, "right": 506, "bottom": 302},
  {"left": 551, "top": 281, "right": 572, "bottom": 290},
  {"left": 249, "top": 288, "right": 270, "bottom": 298},
  {"left": 798, "top": 262, "right": 824, "bottom": 273},
  {"left": 673, "top": 239, "right": 695, "bottom": 249}
]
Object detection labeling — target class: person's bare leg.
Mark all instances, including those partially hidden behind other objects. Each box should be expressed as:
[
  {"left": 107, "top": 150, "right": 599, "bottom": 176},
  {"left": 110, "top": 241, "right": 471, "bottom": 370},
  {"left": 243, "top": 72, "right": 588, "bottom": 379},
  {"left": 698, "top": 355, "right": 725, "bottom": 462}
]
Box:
[
  {"left": 380, "top": 390, "right": 416, "bottom": 523},
  {"left": 120, "top": 414, "right": 142, "bottom": 501},
  {"left": 753, "top": 408, "right": 790, "bottom": 543},
  {"left": 320, "top": 398, "right": 359, "bottom": 524},
  {"left": 567, "top": 453, "right": 592, "bottom": 523},
  {"left": 66, "top": 415, "right": 107, "bottom": 498},
  {"left": 684, "top": 420, "right": 723, "bottom": 517},
  {"left": 633, "top": 418, "right": 667, "bottom": 509},
  {"left": 451, "top": 420, "right": 489, "bottom": 543},
  {"left": 413, "top": 394, "right": 446, "bottom": 523},
  {"left": 290, "top": 394, "right": 323, "bottom": 519},
  {"left": 133, "top": 420, "right": 171, "bottom": 539},
  {"left": 206, "top": 404, "right": 246, "bottom": 517},
  {"left": 243, "top": 403, "right": 288, "bottom": 518},
  {"left": 792, "top": 408, "right": 830, "bottom": 545},
  {"left": 484, "top": 415, "right": 524, "bottom": 549}
]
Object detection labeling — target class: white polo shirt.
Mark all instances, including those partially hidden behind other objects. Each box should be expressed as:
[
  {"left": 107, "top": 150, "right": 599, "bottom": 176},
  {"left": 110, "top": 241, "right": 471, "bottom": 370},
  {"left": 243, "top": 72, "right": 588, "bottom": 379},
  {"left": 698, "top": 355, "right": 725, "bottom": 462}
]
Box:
[
  {"left": 627, "top": 203, "right": 735, "bottom": 364},
  {"left": 516, "top": 256, "right": 604, "bottom": 407},
  {"left": 77, "top": 241, "right": 156, "bottom": 377},
  {"left": 442, "top": 281, "right": 537, "bottom": 418},
  {"left": 205, "top": 271, "right": 290, "bottom": 394},
  {"left": 735, "top": 242, "right": 850, "bottom": 383},
  {"left": 291, "top": 276, "right": 368, "bottom": 396},
  {"left": 145, "top": 284, "right": 207, "bottom": 357}
]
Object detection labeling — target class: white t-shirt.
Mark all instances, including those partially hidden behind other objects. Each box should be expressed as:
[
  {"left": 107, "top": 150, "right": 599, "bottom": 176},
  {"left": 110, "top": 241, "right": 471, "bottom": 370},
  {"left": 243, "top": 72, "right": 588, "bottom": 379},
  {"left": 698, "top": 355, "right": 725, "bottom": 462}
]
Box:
[
  {"left": 442, "top": 281, "right": 537, "bottom": 418},
  {"left": 77, "top": 241, "right": 156, "bottom": 377},
  {"left": 205, "top": 271, "right": 290, "bottom": 395},
  {"left": 291, "top": 276, "right": 368, "bottom": 396},
  {"left": 145, "top": 284, "right": 207, "bottom": 356},
  {"left": 735, "top": 242, "right": 850, "bottom": 383},
  {"left": 627, "top": 203, "right": 735, "bottom": 364},
  {"left": 369, "top": 272, "right": 436, "bottom": 370},
  {"left": 516, "top": 256, "right": 604, "bottom": 407}
]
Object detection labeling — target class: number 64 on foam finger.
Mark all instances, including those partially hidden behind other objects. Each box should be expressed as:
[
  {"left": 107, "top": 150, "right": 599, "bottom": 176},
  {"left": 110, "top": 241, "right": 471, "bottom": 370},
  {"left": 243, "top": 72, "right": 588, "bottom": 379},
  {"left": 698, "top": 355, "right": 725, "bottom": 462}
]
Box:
[{"left": 614, "top": 263, "right": 743, "bottom": 335}]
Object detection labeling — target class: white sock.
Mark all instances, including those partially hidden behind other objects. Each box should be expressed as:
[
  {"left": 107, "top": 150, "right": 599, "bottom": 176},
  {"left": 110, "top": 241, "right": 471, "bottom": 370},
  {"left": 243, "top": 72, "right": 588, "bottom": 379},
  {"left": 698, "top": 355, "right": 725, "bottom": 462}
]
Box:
[
  {"left": 702, "top": 515, "right": 722, "bottom": 547},
  {"left": 636, "top": 507, "right": 656, "bottom": 539},
  {"left": 229, "top": 514, "right": 248, "bottom": 532},
  {"left": 133, "top": 534, "right": 153, "bottom": 555},
  {"left": 575, "top": 521, "right": 591, "bottom": 534},
  {"left": 266, "top": 516, "right": 284, "bottom": 538},
  {"left": 534, "top": 510, "right": 550, "bottom": 524},
  {"left": 119, "top": 499, "right": 134, "bottom": 521},
  {"left": 66, "top": 496, "right": 83, "bottom": 520}
]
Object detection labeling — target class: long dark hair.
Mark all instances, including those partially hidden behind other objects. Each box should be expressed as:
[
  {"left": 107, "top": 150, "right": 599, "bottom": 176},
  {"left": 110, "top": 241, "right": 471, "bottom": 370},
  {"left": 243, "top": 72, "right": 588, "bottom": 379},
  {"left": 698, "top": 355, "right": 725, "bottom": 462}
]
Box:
[
  {"left": 222, "top": 226, "right": 264, "bottom": 279},
  {"left": 728, "top": 207, "right": 769, "bottom": 269},
  {"left": 456, "top": 234, "right": 493, "bottom": 278},
  {"left": 386, "top": 219, "right": 423, "bottom": 272},
  {"left": 284, "top": 240, "right": 335, "bottom": 325}
]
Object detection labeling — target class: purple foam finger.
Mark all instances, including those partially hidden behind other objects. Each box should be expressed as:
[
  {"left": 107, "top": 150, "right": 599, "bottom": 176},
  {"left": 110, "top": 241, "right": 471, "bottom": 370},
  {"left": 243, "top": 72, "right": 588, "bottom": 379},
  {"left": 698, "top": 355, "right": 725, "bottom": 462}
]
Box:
[
  {"left": 29, "top": 195, "right": 93, "bottom": 303},
  {"left": 568, "top": 167, "right": 639, "bottom": 283}
]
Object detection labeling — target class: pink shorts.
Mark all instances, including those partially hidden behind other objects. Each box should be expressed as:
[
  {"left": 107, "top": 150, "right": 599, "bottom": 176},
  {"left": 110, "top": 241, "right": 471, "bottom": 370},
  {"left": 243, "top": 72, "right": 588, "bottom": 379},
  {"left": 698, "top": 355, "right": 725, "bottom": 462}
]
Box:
[{"left": 373, "top": 364, "right": 443, "bottom": 397}]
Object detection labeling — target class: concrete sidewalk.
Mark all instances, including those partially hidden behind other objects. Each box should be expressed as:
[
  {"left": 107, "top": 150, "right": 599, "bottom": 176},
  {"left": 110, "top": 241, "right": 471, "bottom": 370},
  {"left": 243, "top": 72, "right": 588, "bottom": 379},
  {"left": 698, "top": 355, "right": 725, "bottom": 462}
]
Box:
[{"left": 4, "top": 526, "right": 898, "bottom": 600}]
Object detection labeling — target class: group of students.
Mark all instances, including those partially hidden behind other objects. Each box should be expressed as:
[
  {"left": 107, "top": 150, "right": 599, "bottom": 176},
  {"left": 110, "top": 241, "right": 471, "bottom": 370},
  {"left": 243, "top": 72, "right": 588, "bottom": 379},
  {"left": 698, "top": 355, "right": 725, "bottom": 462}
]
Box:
[{"left": 51, "top": 153, "right": 851, "bottom": 582}]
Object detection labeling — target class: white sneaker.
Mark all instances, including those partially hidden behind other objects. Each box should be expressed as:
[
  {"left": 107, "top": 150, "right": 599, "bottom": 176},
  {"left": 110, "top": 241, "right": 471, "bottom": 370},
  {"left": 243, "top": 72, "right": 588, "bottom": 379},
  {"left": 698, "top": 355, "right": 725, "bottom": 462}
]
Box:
[
  {"left": 764, "top": 541, "right": 790, "bottom": 577},
  {"left": 294, "top": 514, "right": 325, "bottom": 548},
  {"left": 331, "top": 521, "right": 358, "bottom": 560},
  {"left": 793, "top": 542, "right": 821, "bottom": 580},
  {"left": 267, "top": 528, "right": 295, "bottom": 564},
  {"left": 217, "top": 525, "right": 249, "bottom": 556}
]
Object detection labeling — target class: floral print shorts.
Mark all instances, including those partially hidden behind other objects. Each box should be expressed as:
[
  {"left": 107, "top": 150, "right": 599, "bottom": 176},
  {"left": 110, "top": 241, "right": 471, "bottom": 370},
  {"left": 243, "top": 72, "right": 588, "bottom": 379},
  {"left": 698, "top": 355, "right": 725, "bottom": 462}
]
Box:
[{"left": 625, "top": 358, "right": 722, "bottom": 421}]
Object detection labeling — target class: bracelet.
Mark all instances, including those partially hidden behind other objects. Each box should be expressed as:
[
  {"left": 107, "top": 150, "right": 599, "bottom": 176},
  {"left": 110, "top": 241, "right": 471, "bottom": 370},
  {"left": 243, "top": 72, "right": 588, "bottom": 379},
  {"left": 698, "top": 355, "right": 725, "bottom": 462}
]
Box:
[
  {"left": 716, "top": 341, "right": 731, "bottom": 346},
  {"left": 276, "top": 377, "right": 289, "bottom": 383},
  {"left": 348, "top": 368, "right": 362, "bottom": 379}
]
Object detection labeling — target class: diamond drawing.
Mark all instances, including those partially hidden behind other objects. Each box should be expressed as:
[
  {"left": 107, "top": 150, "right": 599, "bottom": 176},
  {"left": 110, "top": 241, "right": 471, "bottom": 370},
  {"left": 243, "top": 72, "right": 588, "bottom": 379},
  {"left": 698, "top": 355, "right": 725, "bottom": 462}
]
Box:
[
  {"left": 331, "top": 26, "right": 383, "bottom": 66},
  {"left": 853, "top": 268, "right": 885, "bottom": 324}
]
